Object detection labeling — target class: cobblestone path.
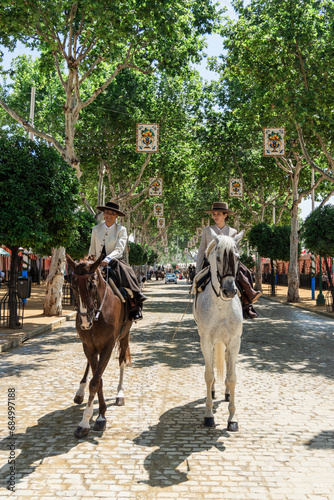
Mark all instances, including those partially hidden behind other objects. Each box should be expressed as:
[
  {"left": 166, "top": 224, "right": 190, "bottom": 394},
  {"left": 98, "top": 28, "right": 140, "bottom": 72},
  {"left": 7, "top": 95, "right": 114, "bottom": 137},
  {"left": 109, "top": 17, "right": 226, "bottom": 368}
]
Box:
[{"left": 0, "top": 280, "right": 333, "bottom": 499}]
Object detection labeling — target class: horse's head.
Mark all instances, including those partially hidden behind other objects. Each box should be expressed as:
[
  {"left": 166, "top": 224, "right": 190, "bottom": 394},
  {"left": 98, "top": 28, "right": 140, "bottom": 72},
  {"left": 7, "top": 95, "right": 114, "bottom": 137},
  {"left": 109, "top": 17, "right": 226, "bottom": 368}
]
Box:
[
  {"left": 66, "top": 253, "right": 104, "bottom": 330},
  {"left": 206, "top": 230, "right": 244, "bottom": 300}
]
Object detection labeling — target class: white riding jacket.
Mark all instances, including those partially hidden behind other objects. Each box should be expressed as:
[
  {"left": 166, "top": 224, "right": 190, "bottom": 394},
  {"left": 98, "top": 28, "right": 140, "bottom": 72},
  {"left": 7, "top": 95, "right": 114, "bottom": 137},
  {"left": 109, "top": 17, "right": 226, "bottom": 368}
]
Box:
[
  {"left": 196, "top": 224, "right": 237, "bottom": 273},
  {"left": 89, "top": 222, "right": 127, "bottom": 263}
]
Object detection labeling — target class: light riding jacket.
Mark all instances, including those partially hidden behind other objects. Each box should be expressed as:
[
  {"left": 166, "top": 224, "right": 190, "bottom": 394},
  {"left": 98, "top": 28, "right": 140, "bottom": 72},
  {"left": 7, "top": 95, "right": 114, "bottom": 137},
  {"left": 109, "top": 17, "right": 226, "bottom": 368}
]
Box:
[
  {"left": 196, "top": 224, "right": 238, "bottom": 274},
  {"left": 89, "top": 222, "right": 127, "bottom": 263}
]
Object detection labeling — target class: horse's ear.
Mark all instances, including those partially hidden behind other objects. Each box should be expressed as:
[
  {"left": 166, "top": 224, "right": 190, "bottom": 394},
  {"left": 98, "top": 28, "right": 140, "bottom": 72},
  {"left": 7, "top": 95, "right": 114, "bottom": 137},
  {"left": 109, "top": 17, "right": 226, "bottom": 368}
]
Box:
[
  {"left": 90, "top": 253, "right": 104, "bottom": 273},
  {"left": 233, "top": 230, "right": 244, "bottom": 246},
  {"left": 66, "top": 253, "right": 76, "bottom": 271},
  {"left": 206, "top": 238, "right": 217, "bottom": 258}
]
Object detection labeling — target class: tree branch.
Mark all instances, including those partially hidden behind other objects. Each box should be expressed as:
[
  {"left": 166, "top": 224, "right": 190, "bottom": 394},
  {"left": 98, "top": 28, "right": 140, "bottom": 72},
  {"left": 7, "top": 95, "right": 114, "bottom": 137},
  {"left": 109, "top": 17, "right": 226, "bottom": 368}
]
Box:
[
  {"left": 297, "top": 126, "right": 334, "bottom": 184},
  {"left": 0, "top": 98, "right": 65, "bottom": 155}
]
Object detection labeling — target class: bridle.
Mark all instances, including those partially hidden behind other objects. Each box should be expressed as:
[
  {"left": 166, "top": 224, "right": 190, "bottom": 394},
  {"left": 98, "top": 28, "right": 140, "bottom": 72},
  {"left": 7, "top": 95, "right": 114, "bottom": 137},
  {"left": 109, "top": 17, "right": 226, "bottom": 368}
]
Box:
[
  {"left": 210, "top": 250, "right": 238, "bottom": 299},
  {"left": 73, "top": 267, "right": 109, "bottom": 322},
  {"left": 211, "top": 270, "right": 236, "bottom": 298}
]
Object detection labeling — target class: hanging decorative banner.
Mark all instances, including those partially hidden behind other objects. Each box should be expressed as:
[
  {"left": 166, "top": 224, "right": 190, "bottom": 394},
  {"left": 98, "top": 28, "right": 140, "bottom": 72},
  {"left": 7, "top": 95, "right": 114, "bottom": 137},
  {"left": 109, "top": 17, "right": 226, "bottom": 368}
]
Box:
[
  {"left": 229, "top": 178, "right": 243, "bottom": 197},
  {"left": 164, "top": 248, "right": 168, "bottom": 253},
  {"left": 187, "top": 241, "right": 192, "bottom": 248},
  {"left": 196, "top": 227, "right": 203, "bottom": 237},
  {"left": 162, "top": 240, "right": 168, "bottom": 247},
  {"left": 136, "top": 124, "right": 159, "bottom": 153},
  {"left": 207, "top": 219, "right": 210, "bottom": 226},
  {"left": 184, "top": 248, "right": 189, "bottom": 254},
  {"left": 161, "top": 233, "right": 168, "bottom": 242},
  {"left": 263, "top": 127, "right": 285, "bottom": 156},
  {"left": 159, "top": 228, "right": 164, "bottom": 234},
  {"left": 193, "top": 235, "right": 199, "bottom": 244},
  {"left": 153, "top": 202, "right": 164, "bottom": 216},
  {"left": 149, "top": 178, "right": 163, "bottom": 196},
  {"left": 157, "top": 217, "right": 165, "bottom": 228}
]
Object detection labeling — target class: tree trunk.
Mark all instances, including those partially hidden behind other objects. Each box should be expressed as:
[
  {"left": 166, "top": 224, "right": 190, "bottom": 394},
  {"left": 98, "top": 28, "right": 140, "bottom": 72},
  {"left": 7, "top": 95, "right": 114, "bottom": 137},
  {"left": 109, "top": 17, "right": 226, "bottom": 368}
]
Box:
[
  {"left": 8, "top": 245, "right": 20, "bottom": 329},
  {"left": 324, "top": 257, "right": 334, "bottom": 310},
  {"left": 43, "top": 247, "right": 66, "bottom": 316},
  {"left": 255, "top": 253, "right": 263, "bottom": 292},
  {"left": 287, "top": 195, "right": 300, "bottom": 302},
  {"left": 270, "top": 258, "right": 276, "bottom": 296}
]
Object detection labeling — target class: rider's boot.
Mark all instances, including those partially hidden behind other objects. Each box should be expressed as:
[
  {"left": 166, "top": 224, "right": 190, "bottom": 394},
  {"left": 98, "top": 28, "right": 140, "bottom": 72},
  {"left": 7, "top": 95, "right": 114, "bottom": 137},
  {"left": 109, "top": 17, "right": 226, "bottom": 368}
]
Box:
[{"left": 237, "top": 274, "right": 262, "bottom": 304}]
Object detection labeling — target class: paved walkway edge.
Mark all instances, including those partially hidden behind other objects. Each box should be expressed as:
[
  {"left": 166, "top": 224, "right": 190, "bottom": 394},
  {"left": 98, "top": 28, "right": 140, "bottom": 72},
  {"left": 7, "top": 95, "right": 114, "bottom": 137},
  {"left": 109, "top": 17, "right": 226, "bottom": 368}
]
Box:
[
  {"left": 261, "top": 294, "right": 334, "bottom": 319},
  {"left": 0, "top": 312, "right": 77, "bottom": 353}
]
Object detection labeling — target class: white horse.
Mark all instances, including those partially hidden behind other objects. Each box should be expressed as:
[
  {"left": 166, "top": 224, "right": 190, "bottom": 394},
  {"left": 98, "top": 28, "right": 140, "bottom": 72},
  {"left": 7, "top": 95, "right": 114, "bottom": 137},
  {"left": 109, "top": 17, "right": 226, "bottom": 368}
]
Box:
[{"left": 193, "top": 230, "right": 244, "bottom": 430}]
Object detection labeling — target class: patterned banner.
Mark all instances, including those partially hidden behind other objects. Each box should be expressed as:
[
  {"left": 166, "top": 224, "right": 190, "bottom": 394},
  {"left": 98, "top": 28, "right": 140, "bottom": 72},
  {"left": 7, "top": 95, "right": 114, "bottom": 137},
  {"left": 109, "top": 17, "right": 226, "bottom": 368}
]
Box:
[
  {"left": 136, "top": 124, "right": 159, "bottom": 153},
  {"left": 162, "top": 240, "right": 168, "bottom": 247},
  {"left": 153, "top": 202, "right": 164, "bottom": 216},
  {"left": 149, "top": 178, "right": 163, "bottom": 196},
  {"left": 229, "top": 178, "right": 243, "bottom": 197},
  {"left": 263, "top": 127, "right": 285, "bottom": 156},
  {"left": 164, "top": 248, "right": 168, "bottom": 253},
  {"left": 157, "top": 217, "right": 165, "bottom": 228},
  {"left": 193, "top": 235, "right": 199, "bottom": 244},
  {"left": 184, "top": 248, "right": 189, "bottom": 254},
  {"left": 161, "top": 233, "right": 168, "bottom": 242},
  {"left": 196, "top": 227, "right": 203, "bottom": 237},
  {"left": 187, "top": 241, "right": 192, "bottom": 248}
]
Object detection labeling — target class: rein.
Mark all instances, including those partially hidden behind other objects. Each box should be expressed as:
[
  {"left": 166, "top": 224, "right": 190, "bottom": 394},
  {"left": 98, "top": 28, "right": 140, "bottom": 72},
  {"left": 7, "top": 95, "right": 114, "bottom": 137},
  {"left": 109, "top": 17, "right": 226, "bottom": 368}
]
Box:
[
  {"left": 211, "top": 266, "right": 236, "bottom": 299},
  {"left": 73, "top": 268, "right": 109, "bottom": 321}
]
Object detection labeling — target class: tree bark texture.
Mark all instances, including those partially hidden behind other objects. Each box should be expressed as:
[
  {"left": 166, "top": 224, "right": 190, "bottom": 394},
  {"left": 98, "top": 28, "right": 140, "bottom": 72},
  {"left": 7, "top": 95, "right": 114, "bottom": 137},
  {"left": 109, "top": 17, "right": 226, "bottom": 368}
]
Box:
[
  {"left": 43, "top": 247, "right": 66, "bottom": 316},
  {"left": 287, "top": 178, "right": 300, "bottom": 302}
]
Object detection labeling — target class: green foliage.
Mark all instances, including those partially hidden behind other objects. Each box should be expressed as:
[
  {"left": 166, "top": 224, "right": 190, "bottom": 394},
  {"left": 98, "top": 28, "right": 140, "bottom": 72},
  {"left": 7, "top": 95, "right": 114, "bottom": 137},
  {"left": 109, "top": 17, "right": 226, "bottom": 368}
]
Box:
[
  {"left": 66, "top": 210, "right": 96, "bottom": 260},
  {"left": 128, "top": 241, "right": 144, "bottom": 266},
  {"left": 301, "top": 205, "right": 334, "bottom": 257},
  {"left": 144, "top": 247, "right": 158, "bottom": 266},
  {"left": 239, "top": 253, "right": 256, "bottom": 269},
  {"left": 0, "top": 132, "right": 80, "bottom": 253},
  {"left": 249, "top": 222, "right": 294, "bottom": 261}
]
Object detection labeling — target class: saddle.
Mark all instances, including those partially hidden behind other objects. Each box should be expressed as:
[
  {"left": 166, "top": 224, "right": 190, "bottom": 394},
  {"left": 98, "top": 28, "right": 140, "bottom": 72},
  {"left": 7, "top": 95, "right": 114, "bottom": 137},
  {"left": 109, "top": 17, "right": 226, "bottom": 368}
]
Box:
[
  {"left": 102, "top": 268, "right": 143, "bottom": 322},
  {"left": 191, "top": 267, "right": 212, "bottom": 295}
]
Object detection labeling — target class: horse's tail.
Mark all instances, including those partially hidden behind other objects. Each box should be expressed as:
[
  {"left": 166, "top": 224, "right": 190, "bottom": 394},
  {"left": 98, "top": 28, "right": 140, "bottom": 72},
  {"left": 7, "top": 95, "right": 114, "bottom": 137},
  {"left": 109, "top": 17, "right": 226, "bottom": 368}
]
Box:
[{"left": 215, "top": 342, "right": 225, "bottom": 382}]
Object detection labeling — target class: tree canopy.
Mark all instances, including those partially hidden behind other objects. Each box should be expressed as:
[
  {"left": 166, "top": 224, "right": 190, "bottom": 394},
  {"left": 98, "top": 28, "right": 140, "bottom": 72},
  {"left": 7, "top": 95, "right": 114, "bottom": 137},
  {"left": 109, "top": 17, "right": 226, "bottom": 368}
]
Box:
[{"left": 0, "top": 132, "right": 80, "bottom": 254}]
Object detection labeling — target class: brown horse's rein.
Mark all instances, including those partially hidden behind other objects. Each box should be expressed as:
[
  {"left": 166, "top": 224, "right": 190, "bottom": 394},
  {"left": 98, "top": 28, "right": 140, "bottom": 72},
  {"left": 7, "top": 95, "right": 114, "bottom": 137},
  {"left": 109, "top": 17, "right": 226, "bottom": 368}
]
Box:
[{"left": 73, "top": 269, "right": 109, "bottom": 321}]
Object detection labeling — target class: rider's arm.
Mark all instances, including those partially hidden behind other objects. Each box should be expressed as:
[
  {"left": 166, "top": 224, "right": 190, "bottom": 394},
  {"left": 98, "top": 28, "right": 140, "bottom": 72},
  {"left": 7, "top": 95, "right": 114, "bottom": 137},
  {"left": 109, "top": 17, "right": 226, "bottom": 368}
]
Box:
[
  {"left": 196, "top": 228, "right": 208, "bottom": 273},
  {"left": 103, "top": 226, "right": 128, "bottom": 263}
]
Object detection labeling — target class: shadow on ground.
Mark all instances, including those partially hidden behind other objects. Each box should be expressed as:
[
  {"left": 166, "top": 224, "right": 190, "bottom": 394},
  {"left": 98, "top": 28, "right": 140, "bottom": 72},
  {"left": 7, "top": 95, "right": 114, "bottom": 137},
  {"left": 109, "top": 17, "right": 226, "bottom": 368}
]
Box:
[
  {"left": 133, "top": 398, "right": 230, "bottom": 487},
  {"left": 0, "top": 403, "right": 102, "bottom": 490}
]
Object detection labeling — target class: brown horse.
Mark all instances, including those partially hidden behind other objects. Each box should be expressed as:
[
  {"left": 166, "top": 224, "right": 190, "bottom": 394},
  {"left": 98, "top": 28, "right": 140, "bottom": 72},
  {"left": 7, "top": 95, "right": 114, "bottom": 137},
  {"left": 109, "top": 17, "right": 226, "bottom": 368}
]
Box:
[{"left": 66, "top": 254, "right": 133, "bottom": 438}]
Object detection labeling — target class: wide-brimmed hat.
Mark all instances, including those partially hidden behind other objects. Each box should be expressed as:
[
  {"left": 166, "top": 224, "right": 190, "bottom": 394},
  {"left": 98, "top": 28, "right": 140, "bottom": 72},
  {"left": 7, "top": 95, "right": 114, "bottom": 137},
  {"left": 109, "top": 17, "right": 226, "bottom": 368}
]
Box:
[
  {"left": 205, "top": 202, "right": 235, "bottom": 215},
  {"left": 96, "top": 201, "right": 126, "bottom": 217}
]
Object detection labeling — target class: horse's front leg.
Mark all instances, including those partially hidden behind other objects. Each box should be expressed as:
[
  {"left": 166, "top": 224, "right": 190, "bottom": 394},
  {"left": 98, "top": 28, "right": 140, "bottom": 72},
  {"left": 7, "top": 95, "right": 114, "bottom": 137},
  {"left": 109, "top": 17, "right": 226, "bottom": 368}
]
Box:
[
  {"left": 201, "top": 337, "right": 215, "bottom": 427},
  {"left": 75, "top": 351, "right": 98, "bottom": 438},
  {"left": 74, "top": 362, "right": 89, "bottom": 404},
  {"left": 225, "top": 339, "right": 241, "bottom": 432}
]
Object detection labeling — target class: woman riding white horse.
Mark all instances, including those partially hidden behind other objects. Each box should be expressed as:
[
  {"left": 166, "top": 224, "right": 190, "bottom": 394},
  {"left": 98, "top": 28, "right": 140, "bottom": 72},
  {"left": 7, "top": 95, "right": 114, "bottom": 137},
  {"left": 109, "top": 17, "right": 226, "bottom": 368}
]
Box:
[
  {"left": 196, "top": 202, "right": 261, "bottom": 319},
  {"left": 193, "top": 229, "right": 244, "bottom": 430}
]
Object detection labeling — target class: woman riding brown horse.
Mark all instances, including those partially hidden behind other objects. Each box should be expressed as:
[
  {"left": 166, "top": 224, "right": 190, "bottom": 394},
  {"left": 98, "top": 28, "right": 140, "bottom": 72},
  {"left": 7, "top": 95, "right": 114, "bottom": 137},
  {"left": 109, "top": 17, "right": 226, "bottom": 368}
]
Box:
[{"left": 67, "top": 253, "right": 133, "bottom": 438}]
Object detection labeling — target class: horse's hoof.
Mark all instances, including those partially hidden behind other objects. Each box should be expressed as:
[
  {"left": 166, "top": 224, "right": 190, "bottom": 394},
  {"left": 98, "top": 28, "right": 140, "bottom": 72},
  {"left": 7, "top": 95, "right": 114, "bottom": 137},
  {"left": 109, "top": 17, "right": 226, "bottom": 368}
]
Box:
[
  {"left": 74, "top": 426, "right": 90, "bottom": 438},
  {"left": 93, "top": 419, "right": 106, "bottom": 431},
  {"left": 225, "top": 393, "right": 230, "bottom": 402},
  {"left": 203, "top": 417, "right": 216, "bottom": 428},
  {"left": 227, "top": 421, "right": 239, "bottom": 432},
  {"left": 212, "top": 390, "right": 216, "bottom": 399},
  {"left": 116, "top": 397, "right": 125, "bottom": 406},
  {"left": 74, "top": 395, "right": 84, "bottom": 405}
]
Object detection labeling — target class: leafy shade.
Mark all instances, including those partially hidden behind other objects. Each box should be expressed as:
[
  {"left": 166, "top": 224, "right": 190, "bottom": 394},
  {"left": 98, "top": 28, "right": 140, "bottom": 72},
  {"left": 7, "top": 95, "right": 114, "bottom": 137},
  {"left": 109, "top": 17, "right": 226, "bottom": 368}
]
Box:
[
  {"left": 302, "top": 205, "right": 334, "bottom": 257},
  {"left": 128, "top": 242, "right": 144, "bottom": 266},
  {"left": 249, "top": 222, "right": 293, "bottom": 262},
  {"left": 0, "top": 133, "right": 80, "bottom": 254},
  {"left": 66, "top": 210, "right": 96, "bottom": 260}
]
